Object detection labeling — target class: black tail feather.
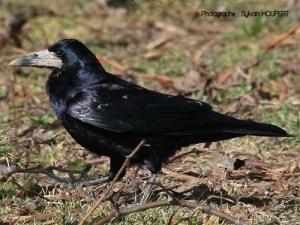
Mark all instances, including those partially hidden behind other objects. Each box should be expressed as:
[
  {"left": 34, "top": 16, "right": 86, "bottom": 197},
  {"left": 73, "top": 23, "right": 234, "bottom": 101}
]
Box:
[
  {"left": 215, "top": 112, "right": 292, "bottom": 137},
  {"left": 223, "top": 120, "right": 292, "bottom": 137}
]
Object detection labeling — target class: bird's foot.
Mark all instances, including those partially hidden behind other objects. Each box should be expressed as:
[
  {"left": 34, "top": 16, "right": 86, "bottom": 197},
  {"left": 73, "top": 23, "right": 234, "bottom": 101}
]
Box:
[{"left": 139, "top": 173, "right": 157, "bottom": 203}]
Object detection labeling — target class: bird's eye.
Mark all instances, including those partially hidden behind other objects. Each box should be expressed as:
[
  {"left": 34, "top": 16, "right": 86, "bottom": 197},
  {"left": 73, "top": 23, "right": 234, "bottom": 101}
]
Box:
[{"left": 56, "top": 50, "right": 63, "bottom": 56}]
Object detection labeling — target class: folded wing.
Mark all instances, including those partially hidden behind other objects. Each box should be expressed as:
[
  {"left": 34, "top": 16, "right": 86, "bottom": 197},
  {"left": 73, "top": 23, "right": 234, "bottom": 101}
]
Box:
[
  {"left": 66, "top": 83, "right": 290, "bottom": 137},
  {"left": 66, "top": 84, "right": 216, "bottom": 135}
]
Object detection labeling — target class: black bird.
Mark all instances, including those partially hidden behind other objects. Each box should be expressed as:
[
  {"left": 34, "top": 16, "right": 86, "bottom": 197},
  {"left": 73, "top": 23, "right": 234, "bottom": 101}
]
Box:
[{"left": 10, "top": 39, "right": 291, "bottom": 199}]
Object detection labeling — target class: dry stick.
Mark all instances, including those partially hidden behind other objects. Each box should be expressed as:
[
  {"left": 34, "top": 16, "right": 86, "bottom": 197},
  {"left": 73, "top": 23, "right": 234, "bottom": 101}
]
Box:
[
  {"left": 78, "top": 139, "right": 146, "bottom": 225},
  {"left": 92, "top": 199, "right": 248, "bottom": 225},
  {"left": 161, "top": 168, "right": 206, "bottom": 184},
  {"left": 216, "top": 23, "right": 300, "bottom": 85},
  {"left": 243, "top": 23, "right": 300, "bottom": 71},
  {"left": 5, "top": 165, "right": 85, "bottom": 183},
  {"left": 11, "top": 212, "right": 60, "bottom": 223},
  {"left": 168, "top": 149, "right": 205, "bottom": 163}
]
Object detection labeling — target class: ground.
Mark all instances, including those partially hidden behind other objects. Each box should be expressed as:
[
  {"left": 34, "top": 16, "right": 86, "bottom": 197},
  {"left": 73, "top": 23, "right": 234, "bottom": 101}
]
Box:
[{"left": 0, "top": 0, "right": 299, "bottom": 224}]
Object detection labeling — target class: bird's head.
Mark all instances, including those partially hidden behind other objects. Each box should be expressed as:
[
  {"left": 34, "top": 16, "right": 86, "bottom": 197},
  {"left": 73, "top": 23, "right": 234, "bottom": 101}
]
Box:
[{"left": 9, "top": 39, "right": 100, "bottom": 71}]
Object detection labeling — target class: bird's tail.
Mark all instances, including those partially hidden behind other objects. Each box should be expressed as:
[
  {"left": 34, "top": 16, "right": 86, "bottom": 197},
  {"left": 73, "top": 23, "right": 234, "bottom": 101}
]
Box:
[
  {"left": 175, "top": 112, "right": 292, "bottom": 147},
  {"left": 210, "top": 112, "right": 292, "bottom": 137}
]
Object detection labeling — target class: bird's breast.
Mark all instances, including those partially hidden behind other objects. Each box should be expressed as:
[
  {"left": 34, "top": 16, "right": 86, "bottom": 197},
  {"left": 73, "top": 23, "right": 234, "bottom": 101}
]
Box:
[{"left": 46, "top": 74, "right": 72, "bottom": 121}]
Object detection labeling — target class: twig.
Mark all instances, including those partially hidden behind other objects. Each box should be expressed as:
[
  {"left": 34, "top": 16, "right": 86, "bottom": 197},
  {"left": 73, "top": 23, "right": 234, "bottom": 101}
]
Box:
[
  {"left": 2, "top": 165, "right": 108, "bottom": 188},
  {"left": 78, "top": 139, "right": 145, "bottom": 225},
  {"left": 216, "top": 23, "right": 300, "bottom": 85},
  {"left": 91, "top": 199, "right": 248, "bottom": 225},
  {"left": 243, "top": 23, "right": 300, "bottom": 72},
  {"left": 168, "top": 149, "right": 205, "bottom": 163},
  {"left": 161, "top": 168, "right": 206, "bottom": 184},
  {"left": 4, "top": 165, "right": 81, "bottom": 182},
  {"left": 228, "top": 159, "right": 299, "bottom": 181},
  {"left": 11, "top": 212, "right": 60, "bottom": 223}
]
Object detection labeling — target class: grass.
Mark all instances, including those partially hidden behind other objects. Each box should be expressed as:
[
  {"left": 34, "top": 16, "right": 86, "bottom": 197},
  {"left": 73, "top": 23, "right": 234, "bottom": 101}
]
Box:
[{"left": 0, "top": 0, "right": 299, "bottom": 224}]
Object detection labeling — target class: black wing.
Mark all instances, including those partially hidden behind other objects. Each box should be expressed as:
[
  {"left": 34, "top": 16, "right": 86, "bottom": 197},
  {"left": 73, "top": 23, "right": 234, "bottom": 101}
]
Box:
[{"left": 66, "top": 83, "right": 215, "bottom": 135}]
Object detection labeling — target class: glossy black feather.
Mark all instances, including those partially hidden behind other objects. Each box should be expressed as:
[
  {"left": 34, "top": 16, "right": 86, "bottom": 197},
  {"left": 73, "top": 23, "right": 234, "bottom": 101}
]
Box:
[{"left": 45, "top": 39, "right": 291, "bottom": 178}]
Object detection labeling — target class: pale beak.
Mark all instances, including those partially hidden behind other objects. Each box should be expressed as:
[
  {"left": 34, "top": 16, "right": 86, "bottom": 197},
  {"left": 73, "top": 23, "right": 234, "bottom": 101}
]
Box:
[{"left": 9, "top": 49, "right": 62, "bottom": 69}]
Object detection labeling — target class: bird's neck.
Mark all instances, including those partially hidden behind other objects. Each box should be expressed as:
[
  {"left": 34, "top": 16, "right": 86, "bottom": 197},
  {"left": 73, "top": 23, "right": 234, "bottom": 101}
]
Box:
[
  {"left": 62, "top": 59, "right": 106, "bottom": 86},
  {"left": 46, "top": 66, "right": 107, "bottom": 120}
]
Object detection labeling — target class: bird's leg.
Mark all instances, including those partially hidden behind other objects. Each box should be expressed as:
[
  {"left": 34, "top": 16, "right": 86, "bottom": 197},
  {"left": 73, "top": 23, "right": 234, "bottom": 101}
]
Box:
[
  {"left": 139, "top": 173, "right": 157, "bottom": 203},
  {"left": 60, "top": 155, "right": 126, "bottom": 188},
  {"left": 108, "top": 155, "right": 126, "bottom": 181},
  {"left": 57, "top": 165, "right": 109, "bottom": 188}
]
